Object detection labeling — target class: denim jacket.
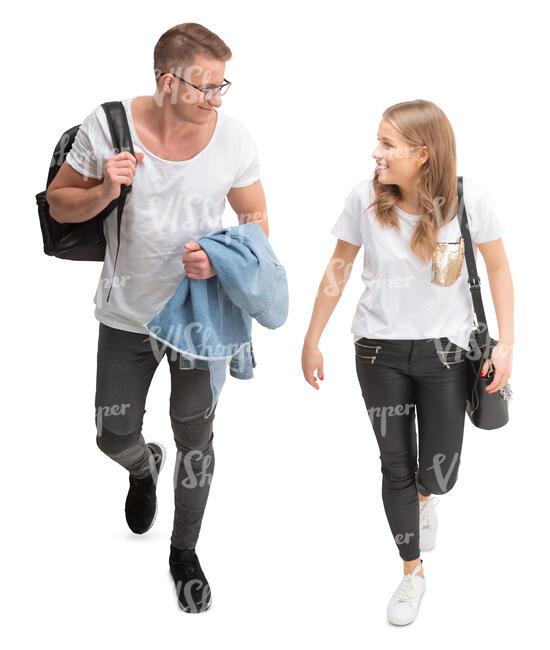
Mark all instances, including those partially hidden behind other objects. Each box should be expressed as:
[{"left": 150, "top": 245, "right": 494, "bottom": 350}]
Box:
[{"left": 145, "top": 221, "right": 288, "bottom": 417}]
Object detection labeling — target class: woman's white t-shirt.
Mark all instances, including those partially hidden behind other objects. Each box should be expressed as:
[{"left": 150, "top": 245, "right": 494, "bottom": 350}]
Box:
[
  {"left": 330, "top": 176, "right": 505, "bottom": 351},
  {"left": 65, "top": 97, "right": 261, "bottom": 334}
]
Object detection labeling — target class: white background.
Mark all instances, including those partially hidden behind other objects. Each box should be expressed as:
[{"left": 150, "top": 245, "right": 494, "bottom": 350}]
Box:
[{"left": 3, "top": 0, "right": 549, "bottom": 647}]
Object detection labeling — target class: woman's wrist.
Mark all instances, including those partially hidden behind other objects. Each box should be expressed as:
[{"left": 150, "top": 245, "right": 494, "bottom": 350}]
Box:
[{"left": 303, "top": 335, "right": 320, "bottom": 349}]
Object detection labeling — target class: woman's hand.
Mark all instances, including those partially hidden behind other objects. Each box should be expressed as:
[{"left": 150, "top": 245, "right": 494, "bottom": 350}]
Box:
[
  {"left": 481, "top": 341, "right": 513, "bottom": 394},
  {"left": 302, "top": 341, "right": 324, "bottom": 390},
  {"left": 182, "top": 241, "right": 216, "bottom": 279}
]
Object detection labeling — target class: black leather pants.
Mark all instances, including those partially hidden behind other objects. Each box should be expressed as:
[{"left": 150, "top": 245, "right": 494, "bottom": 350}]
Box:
[{"left": 355, "top": 336, "right": 467, "bottom": 561}]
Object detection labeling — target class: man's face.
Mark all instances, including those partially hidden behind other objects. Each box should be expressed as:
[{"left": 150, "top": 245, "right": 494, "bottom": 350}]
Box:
[{"left": 157, "top": 55, "right": 226, "bottom": 125}]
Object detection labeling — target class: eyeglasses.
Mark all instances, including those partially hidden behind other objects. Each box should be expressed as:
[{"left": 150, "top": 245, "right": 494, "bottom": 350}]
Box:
[{"left": 158, "top": 71, "right": 232, "bottom": 100}]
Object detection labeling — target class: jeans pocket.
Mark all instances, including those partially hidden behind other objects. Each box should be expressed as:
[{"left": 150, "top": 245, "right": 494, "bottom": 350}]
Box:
[{"left": 355, "top": 340, "right": 383, "bottom": 364}]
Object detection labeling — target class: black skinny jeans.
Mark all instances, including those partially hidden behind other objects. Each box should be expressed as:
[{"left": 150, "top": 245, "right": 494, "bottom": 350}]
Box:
[
  {"left": 94, "top": 323, "right": 217, "bottom": 550},
  {"left": 355, "top": 336, "right": 467, "bottom": 561}
]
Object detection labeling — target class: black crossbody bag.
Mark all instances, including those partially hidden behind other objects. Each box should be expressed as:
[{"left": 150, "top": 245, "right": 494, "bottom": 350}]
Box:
[
  {"left": 457, "top": 176, "right": 512, "bottom": 429},
  {"left": 35, "top": 101, "right": 135, "bottom": 302}
]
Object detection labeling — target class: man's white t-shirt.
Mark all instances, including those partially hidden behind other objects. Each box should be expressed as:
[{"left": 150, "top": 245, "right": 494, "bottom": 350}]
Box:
[
  {"left": 65, "top": 97, "right": 261, "bottom": 334},
  {"left": 330, "top": 176, "right": 506, "bottom": 351}
]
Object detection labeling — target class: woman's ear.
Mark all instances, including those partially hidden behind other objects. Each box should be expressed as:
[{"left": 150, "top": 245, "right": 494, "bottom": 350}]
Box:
[{"left": 420, "top": 145, "right": 429, "bottom": 163}]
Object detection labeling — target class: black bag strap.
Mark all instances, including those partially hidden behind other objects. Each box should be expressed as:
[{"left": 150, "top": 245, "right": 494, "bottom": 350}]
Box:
[
  {"left": 457, "top": 176, "right": 491, "bottom": 355},
  {"left": 101, "top": 101, "right": 135, "bottom": 303}
]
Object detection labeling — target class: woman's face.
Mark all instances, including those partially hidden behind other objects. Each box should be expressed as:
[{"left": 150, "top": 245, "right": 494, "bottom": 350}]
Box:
[{"left": 371, "top": 119, "right": 428, "bottom": 187}]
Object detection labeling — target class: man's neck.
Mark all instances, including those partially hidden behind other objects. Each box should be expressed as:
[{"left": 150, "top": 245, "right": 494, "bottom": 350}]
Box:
[{"left": 146, "top": 95, "right": 215, "bottom": 142}]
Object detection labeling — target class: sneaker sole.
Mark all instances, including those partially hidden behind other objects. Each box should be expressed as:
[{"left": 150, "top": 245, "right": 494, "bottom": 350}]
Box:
[
  {"left": 148, "top": 442, "right": 167, "bottom": 477},
  {"left": 178, "top": 595, "right": 212, "bottom": 613},
  {"left": 419, "top": 529, "right": 437, "bottom": 552},
  {"left": 170, "top": 568, "right": 212, "bottom": 613},
  {"left": 137, "top": 442, "right": 167, "bottom": 534}
]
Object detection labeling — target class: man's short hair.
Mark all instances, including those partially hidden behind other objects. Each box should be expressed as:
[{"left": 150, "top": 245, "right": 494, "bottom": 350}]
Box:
[{"left": 153, "top": 22, "right": 232, "bottom": 84}]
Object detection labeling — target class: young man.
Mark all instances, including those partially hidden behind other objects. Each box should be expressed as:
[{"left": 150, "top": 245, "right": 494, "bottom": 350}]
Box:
[{"left": 46, "top": 22, "right": 268, "bottom": 613}]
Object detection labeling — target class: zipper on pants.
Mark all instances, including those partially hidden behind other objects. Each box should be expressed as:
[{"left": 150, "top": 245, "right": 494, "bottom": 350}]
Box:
[
  {"left": 437, "top": 351, "right": 465, "bottom": 369},
  {"left": 355, "top": 342, "right": 383, "bottom": 364}
]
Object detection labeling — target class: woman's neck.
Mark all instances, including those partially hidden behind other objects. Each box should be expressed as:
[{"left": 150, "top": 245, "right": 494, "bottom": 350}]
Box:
[{"left": 396, "top": 184, "right": 421, "bottom": 214}]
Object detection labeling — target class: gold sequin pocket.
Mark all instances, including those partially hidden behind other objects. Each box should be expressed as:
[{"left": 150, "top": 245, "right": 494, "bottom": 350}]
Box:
[{"left": 431, "top": 237, "right": 464, "bottom": 287}]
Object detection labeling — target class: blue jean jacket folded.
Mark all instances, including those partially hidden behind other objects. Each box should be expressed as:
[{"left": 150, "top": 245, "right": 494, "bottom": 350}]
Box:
[{"left": 145, "top": 221, "right": 288, "bottom": 417}]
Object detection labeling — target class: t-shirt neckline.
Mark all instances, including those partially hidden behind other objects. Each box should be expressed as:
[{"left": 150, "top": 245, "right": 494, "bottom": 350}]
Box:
[
  {"left": 395, "top": 205, "right": 419, "bottom": 218},
  {"left": 124, "top": 97, "right": 222, "bottom": 165}
]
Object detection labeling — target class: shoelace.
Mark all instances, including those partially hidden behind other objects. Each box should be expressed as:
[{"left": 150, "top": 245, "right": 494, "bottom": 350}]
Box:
[
  {"left": 419, "top": 497, "right": 439, "bottom": 528},
  {"left": 396, "top": 574, "right": 417, "bottom": 603}
]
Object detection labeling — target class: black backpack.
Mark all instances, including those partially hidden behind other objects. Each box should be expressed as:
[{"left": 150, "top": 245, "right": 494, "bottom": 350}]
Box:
[{"left": 35, "top": 101, "right": 135, "bottom": 302}]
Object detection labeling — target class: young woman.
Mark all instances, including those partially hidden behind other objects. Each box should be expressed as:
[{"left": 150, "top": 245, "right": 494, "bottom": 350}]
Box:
[{"left": 301, "top": 99, "right": 514, "bottom": 625}]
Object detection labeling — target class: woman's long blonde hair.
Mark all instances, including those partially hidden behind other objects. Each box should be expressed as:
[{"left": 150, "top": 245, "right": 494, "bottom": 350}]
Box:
[{"left": 368, "top": 99, "right": 458, "bottom": 264}]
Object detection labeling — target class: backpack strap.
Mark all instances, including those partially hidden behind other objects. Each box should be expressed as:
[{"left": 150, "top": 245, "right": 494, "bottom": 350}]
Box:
[{"left": 101, "top": 101, "right": 135, "bottom": 303}]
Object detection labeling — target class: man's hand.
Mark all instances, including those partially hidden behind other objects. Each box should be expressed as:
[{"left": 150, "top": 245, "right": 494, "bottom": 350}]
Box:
[
  {"left": 182, "top": 241, "right": 216, "bottom": 279},
  {"left": 102, "top": 151, "right": 145, "bottom": 202}
]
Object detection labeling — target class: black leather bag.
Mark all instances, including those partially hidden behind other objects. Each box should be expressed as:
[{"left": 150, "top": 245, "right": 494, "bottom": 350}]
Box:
[
  {"left": 457, "top": 176, "right": 512, "bottom": 429},
  {"left": 35, "top": 101, "right": 135, "bottom": 302}
]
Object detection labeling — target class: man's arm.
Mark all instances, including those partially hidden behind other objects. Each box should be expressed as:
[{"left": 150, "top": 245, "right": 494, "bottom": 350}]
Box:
[
  {"left": 46, "top": 161, "right": 107, "bottom": 223},
  {"left": 183, "top": 181, "right": 268, "bottom": 279},
  {"left": 227, "top": 180, "right": 269, "bottom": 238},
  {"left": 46, "top": 152, "right": 143, "bottom": 223}
]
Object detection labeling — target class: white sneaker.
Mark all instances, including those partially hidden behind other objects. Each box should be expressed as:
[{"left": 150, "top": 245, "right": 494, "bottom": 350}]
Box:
[
  {"left": 419, "top": 497, "right": 439, "bottom": 552},
  {"left": 387, "top": 563, "right": 426, "bottom": 625}
]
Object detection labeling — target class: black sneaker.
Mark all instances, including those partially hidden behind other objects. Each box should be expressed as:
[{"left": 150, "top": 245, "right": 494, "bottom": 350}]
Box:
[
  {"left": 125, "top": 442, "right": 166, "bottom": 534},
  {"left": 169, "top": 545, "right": 212, "bottom": 612}
]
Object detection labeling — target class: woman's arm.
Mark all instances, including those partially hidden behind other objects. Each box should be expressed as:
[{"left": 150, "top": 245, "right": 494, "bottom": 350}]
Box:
[
  {"left": 477, "top": 237, "right": 514, "bottom": 393},
  {"left": 302, "top": 239, "right": 361, "bottom": 389}
]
